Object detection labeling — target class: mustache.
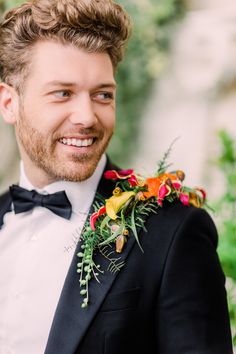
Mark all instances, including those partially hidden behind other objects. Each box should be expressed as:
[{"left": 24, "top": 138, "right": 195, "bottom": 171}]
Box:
[{"left": 54, "top": 127, "right": 103, "bottom": 139}]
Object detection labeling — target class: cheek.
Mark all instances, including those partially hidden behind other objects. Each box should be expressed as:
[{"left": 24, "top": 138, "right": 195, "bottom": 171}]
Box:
[
  {"left": 25, "top": 105, "right": 64, "bottom": 132},
  {"left": 98, "top": 106, "right": 116, "bottom": 130}
]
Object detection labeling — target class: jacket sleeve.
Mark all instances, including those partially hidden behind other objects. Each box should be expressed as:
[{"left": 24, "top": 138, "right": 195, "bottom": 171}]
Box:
[{"left": 155, "top": 207, "right": 233, "bottom": 354}]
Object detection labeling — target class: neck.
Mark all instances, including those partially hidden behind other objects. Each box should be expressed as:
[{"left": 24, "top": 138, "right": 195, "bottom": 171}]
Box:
[{"left": 20, "top": 162, "right": 59, "bottom": 189}]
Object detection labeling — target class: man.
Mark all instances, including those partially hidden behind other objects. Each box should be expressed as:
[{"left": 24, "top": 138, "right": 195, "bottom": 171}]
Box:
[{"left": 0, "top": 0, "right": 233, "bottom": 353}]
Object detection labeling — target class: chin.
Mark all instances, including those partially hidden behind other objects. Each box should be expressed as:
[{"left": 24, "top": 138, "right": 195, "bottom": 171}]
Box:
[
  {"left": 54, "top": 158, "right": 101, "bottom": 182},
  {"left": 62, "top": 169, "right": 95, "bottom": 182}
]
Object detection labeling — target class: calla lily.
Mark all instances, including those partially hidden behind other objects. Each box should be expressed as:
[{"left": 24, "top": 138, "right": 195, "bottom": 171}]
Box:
[
  {"left": 189, "top": 192, "right": 202, "bottom": 208},
  {"left": 159, "top": 183, "right": 171, "bottom": 198},
  {"left": 159, "top": 173, "right": 178, "bottom": 184},
  {"left": 128, "top": 175, "right": 139, "bottom": 187},
  {"left": 157, "top": 184, "right": 171, "bottom": 206},
  {"left": 104, "top": 169, "right": 134, "bottom": 180},
  {"left": 106, "top": 191, "right": 135, "bottom": 220},
  {"left": 128, "top": 174, "right": 146, "bottom": 187},
  {"left": 180, "top": 193, "right": 189, "bottom": 206},
  {"left": 90, "top": 206, "right": 106, "bottom": 230},
  {"left": 176, "top": 170, "right": 185, "bottom": 181},
  {"left": 196, "top": 188, "right": 207, "bottom": 201},
  {"left": 187, "top": 188, "right": 206, "bottom": 208},
  {"left": 135, "top": 191, "right": 146, "bottom": 202},
  {"left": 116, "top": 234, "right": 127, "bottom": 253},
  {"left": 144, "top": 173, "right": 179, "bottom": 200},
  {"left": 172, "top": 181, "right": 182, "bottom": 190},
  {"left": 104, "top": 169, "right": 143, "bottom": 188}
]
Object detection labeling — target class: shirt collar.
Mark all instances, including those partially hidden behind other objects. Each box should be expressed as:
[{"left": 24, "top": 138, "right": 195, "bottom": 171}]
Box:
[{"left": 19, "top": 155, "right": 107, "bottom": 215}]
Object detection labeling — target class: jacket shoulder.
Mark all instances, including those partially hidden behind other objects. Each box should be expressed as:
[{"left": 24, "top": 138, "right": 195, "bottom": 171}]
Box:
[{"left": 145, "top": 200, "right": 218, "bottom": 248}]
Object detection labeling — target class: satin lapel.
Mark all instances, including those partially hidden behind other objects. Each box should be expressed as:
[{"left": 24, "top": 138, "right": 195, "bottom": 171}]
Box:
[
  {"left": 45, "top": 159, "right": 137, "bottom": 354},
  {"left": 45, "top": 228, "right": 136, "bottom": 354},
  {"left": 0, "top": 191, "right": 12, "bottom": 229}
]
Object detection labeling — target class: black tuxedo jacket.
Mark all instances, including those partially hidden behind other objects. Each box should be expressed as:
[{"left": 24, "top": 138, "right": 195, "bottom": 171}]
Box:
[{"left": 0, "top": 160, "right": 233, "bottom": 354}]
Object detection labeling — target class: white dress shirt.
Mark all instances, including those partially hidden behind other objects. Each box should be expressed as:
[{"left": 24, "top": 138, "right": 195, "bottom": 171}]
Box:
[{"left": 0, "top": 155, "right": 106, "bottom": 354}]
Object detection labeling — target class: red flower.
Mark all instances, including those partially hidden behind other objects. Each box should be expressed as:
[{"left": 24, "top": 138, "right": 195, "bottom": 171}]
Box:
[
  {"left": 104, "top": 169, "right": 134, "bottom": 180},
  {"left": 196, "top": 188, "right": 207, "bottom": 201},
  {"left": 128, "top": 175, "right": 139, "bottom": 187},
  {"left": 157, "top": 184, "right": 171, "bottom": 206},
  {"left": 172, "top": 181, "right": 182, "bottom": 190},
  {"left": 179, "top": 193, "right": 189, "bottom": 206},
  {"left": 90, "top": 206, "right": 106, "bottom": 231}
]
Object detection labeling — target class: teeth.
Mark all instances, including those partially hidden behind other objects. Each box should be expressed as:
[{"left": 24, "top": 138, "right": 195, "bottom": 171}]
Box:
[{"left": 60, "top": 138, "right": 93, "bottom": 147}]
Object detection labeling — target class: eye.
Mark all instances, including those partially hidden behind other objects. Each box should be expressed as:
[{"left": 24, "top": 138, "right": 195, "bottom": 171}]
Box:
[
  {"left": 54, "top": 90, "right": 72, "bottom": 99},
  {"left": 93, "top": 91, "right": 114, "bottom": 103}
]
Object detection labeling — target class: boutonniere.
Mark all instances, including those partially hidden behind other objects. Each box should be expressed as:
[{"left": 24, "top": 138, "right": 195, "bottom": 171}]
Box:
[{"left": 77, "top": 152, "right": 207, "bottom": 308}]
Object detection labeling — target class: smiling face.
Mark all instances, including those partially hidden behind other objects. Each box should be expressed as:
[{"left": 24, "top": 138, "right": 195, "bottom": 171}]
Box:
[{"left": 8, "top": 41, "right": 116, "bottom": 187}]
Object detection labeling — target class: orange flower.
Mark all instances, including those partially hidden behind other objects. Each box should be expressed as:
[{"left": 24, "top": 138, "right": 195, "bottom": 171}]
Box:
[
  {"left": 159, "top": 173, "right": 178, "bottom": 183},
  {"left": 144, "top": 173, "right": 178, "bottom": 199},
  {"left": 143, "top": 177, "right": 161, "bottom": 199}
]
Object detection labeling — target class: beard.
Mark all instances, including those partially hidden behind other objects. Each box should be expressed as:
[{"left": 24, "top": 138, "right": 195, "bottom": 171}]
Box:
[{"left": 15, "top": 106, "right": 113, "bottom": 182}]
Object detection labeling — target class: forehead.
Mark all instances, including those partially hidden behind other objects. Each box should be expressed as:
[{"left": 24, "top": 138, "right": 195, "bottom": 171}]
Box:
[{"left": 26, "top": 40, "right": 115, "bottom": 88}]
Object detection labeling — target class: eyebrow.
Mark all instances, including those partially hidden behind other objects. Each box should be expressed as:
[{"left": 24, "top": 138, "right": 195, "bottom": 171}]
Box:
[{"left": 43, "top": 81, "right": 117, "bottom": 90}]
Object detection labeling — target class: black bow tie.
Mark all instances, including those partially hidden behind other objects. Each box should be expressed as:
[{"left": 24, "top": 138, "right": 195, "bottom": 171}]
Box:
[{"left": 9, "top": 184, "right": 72, "bottom": 220}]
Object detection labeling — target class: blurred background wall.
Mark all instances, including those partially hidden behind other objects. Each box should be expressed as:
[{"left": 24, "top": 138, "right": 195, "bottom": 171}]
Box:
[{"left": 133, "top": 0, "right": 236, "bottom": 201}]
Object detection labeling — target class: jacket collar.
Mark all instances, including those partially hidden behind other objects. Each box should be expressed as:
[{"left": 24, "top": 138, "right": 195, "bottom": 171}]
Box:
[{"left": 44, "top": 158, "right": 137, "bottom": 354}]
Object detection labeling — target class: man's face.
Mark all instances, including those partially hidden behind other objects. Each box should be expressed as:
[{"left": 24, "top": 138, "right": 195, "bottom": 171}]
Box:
[{"left": 14, "top": 41, "right": 116, "bottom": 186}]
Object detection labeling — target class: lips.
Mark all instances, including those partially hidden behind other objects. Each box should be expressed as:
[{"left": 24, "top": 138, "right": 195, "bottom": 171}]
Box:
[{"left": 59, "top": 137, "right": 94, "bottom": 147}]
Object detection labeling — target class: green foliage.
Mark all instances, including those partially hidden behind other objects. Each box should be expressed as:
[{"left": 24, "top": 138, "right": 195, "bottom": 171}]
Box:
[
  {"left": 153, "top": 0, "right": 183, "bottom": 25},
  {"left": 110, "top": 0, "right": 185, "bottom": 165},
  {"left": 77, "top": 193, "right": 158, "bottom": 308},
  {"left": 216, "top": 130, "right": 236, "bottom": 345},
  {"left": 156, "top": 138, "right": 178, "bottom": 175},
  {"left": 0, "top": 0, "right": 22, "bottom": 12}
]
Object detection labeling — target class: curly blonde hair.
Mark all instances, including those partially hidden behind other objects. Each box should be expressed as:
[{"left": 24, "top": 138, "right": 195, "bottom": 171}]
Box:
[{"left": 0, "top": 0, "right": 131, "bottom": 90}]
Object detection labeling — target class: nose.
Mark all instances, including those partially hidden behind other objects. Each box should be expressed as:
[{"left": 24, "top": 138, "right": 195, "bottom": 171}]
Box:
[{"left": 69, "top": 94, "right": 97, "bottom": 127}]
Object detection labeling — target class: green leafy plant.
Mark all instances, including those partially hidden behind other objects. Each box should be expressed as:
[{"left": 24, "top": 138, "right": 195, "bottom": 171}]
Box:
[
  {"left": 216, "top": 130, "right": 236, "bottom": 345},
  {"left": 108, "top": 0, "right": 185, "bottom": 165}
]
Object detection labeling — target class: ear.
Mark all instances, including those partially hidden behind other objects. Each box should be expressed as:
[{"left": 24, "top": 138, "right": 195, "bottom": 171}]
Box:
[{"left": 0, "top": 82, "right": 19, "bottom": 125}]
